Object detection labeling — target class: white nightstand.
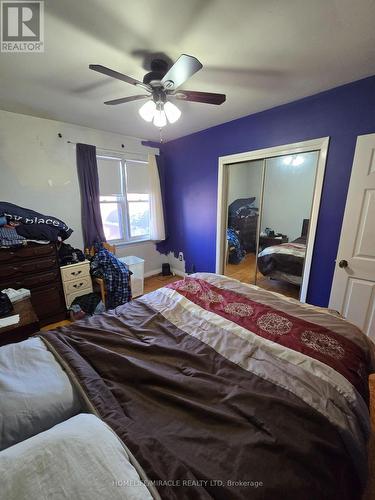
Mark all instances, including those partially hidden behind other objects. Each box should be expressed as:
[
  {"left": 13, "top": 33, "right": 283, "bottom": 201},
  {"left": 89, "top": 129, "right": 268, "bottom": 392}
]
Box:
[
  {"left": 119, "top": 256, "right": 144, "bottom": 298},
  {"left": 60, "top": 260, "right": 93, "bottom": 308}
]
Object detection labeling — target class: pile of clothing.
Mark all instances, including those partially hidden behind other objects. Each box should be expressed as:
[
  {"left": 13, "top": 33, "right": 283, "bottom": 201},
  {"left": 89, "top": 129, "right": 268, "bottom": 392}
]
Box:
[
  {"left": 227, "top": 227, "right": 245, "bottom": 264},
  {"left": 67, "top": 247, "right": 132, "bottom": 319},
  {"left": 0, "top": 202, "right": 73, "bottom": 247},
  {"left": 69, "top": 293, "right": 106, "bottom": 321},
  {"left": 90, "top": 246, "right": 132, "bottom": 309},
  {"left": 228, "top": 197, "right": 259, "bottom": 253}
]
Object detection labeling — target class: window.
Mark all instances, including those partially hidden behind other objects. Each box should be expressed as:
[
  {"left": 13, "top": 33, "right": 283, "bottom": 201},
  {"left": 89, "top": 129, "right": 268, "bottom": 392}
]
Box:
[
  {"left": 127, "top": 193, "right": 150, "bottom": 238},
  {"left": 97, "top": 155, "right": 150, "bottom": 243}
]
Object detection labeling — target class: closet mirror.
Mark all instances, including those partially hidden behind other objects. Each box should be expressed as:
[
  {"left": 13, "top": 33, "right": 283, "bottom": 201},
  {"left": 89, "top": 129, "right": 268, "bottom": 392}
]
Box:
[
  {"left": 223, "top": 150, "right": 320, "bottom": 300},
  {"left": 224, "top": 159, "right": 263, "bottom": 285},
  {"left": 256, "top": 151, "right": 319, "bottom": 299}
]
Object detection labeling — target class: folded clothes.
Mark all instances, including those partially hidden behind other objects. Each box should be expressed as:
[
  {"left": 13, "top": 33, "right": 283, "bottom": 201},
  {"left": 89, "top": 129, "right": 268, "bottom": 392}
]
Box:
[
  {"left": 0, "top": 227, "right": 26, "bottom": 247},
  {"left": 0, "top": 202, "right": 73, "bottom": 240},
  {"left": 0, "top": 314, "right": 19, "bottom": 328},
  {"left": 15, "top": 224, "right": 61, "bottom": 242},
  {"left": 1, "top": 288, "right": 31, "bottom": 303}
]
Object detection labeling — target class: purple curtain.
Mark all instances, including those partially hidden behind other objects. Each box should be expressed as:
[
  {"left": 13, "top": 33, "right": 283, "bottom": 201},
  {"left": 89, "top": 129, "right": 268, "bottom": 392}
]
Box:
[{"left": 76, "top": 143, "right": 106, "bottom": 248}]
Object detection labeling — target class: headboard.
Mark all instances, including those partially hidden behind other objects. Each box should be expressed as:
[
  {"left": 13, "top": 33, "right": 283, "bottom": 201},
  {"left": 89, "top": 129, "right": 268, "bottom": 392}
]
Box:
[{"left": 301, "top": 219, "right": 309, "bottom": 238}]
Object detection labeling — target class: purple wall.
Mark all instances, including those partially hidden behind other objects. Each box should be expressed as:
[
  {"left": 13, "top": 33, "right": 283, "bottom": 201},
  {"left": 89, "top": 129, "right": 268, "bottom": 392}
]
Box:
[{"left": 157, "top": 76, "right": 375, "bottom": 306}]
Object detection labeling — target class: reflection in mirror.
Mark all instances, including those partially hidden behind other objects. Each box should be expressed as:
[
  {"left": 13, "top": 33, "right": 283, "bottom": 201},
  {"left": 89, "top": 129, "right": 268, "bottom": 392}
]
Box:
[
  {"left": 224, "top": 159, "right": 264, "bottom": 284},
  {"left": 256, "top": 151, "right": 319, "bottom": 299}
]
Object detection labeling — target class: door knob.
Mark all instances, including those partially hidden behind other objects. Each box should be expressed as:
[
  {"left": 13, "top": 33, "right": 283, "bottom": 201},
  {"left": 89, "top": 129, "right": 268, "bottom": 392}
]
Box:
[{"left": 338, "top": 259, "right": 348, "bottom": 268}]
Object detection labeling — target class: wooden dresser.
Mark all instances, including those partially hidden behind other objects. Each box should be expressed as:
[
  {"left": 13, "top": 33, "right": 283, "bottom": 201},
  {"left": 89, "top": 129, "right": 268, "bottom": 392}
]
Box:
[{"left": 0, "top": 244, "right": 66, "bottom": 326}]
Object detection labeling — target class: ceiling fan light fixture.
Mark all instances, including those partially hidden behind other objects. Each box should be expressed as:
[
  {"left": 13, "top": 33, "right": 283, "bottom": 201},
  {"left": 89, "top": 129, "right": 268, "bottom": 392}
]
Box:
[
  {"left": 139, "top": 100, "right": 156, "bottom": 122},
  {"left": 90, "top": 55, "right": 226, "bottom": 130},
  {"left": 164, "top": 101, "right": 181, "bottom": 124},
  {"left": 153, "top": 104, "right": 167, "bottom": 128}
]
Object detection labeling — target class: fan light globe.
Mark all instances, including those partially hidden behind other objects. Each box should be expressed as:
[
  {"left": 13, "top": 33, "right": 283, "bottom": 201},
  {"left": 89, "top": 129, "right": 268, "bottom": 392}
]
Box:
[
  {"left": 139, "top": 100, "right": 156, "bottom": 122},
  {"left": 153, "top": 107, "right": 167, "bottom": 128},
  {"left": 164, "top": 101, "right": 181, "bottom": 124},
  {"left": 139, "top": 99, "right": 181, "bottom": 127}
]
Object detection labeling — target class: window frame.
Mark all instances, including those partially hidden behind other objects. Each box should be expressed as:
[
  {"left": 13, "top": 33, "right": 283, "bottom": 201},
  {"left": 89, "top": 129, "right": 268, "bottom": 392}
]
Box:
[{"left": 97, "top": 154, "right": 151, "bottom": 245}]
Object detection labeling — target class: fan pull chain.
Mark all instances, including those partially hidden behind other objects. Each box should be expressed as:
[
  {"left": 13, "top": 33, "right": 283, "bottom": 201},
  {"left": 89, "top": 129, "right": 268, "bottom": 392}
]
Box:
[{"left": 159, "top": 127, "right": 164, "bottom": 143}]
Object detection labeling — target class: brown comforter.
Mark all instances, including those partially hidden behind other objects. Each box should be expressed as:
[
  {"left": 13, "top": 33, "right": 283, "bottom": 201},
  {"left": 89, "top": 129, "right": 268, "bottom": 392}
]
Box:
[{"left": 39, "top": 273, "right": 375, "bottom": 500}]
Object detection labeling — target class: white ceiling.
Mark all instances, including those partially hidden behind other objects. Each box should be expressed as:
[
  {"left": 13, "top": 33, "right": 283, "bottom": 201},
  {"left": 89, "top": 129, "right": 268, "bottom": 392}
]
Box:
[{"left": 1, "top": 0, "right": 375, "bottom": 142}]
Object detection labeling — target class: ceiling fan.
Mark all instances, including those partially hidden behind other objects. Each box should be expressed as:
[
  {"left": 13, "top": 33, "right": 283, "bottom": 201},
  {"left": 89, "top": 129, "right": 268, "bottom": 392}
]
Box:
[{"left": 89, "top": 54, "right": 226, "bottom": 128}]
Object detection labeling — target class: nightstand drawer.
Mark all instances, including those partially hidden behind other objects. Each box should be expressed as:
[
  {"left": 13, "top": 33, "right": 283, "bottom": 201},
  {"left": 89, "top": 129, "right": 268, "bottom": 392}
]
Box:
[
  {"left": 64, "top": 276, "right": 92, "bottom": 294},
  {"left": 61, "top": 262, "right": 90, "bottom": 282},
  {"left": 60, "top": 260, "right": 92, "bottom": 308},
  {"left": 65, "top": 288, "right": 93, "bottom": 308}
]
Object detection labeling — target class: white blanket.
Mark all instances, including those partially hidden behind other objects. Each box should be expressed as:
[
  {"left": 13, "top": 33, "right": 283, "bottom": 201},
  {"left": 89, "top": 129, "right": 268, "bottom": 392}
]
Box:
[
  {"left": 0, "top": 413, "right": 153, "bottom": 500},
  {"left": 0, "top": 337, "right": 84, "bottom": 450}
]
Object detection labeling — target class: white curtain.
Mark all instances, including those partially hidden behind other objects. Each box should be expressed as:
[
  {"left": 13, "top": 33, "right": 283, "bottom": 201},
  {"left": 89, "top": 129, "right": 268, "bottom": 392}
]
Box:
[{"left": 148, "top": 154, "right": 165, "bottom": 241}]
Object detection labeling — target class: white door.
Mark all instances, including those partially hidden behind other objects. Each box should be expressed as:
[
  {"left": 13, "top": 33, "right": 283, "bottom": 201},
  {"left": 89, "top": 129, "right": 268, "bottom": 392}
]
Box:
[{"left": 329, "top": 133, "right": 375, "bottom": 339}]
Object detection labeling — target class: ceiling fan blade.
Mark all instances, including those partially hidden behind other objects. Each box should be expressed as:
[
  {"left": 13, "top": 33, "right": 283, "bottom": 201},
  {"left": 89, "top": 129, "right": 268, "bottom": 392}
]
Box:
[
  {"left": 104, "top": 95, "right": 149, "bottom": 106},
  {"left": 89, "top": 64, "right": 152, "bottom": 92},
  {"left": 173, "top": 90, "right": 226, "bottom": 105},
  {"left": 161, "top": 54, "right": 202, "bottom": 90}
]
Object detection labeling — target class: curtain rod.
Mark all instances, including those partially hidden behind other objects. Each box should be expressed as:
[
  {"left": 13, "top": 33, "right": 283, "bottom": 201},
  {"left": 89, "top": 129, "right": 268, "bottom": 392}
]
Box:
[
  {"left": 57, "top": 134, "right": 156, "bottom": 157},
  {"left": 67, "top": 140, "right": 149, "bottom": 157}
]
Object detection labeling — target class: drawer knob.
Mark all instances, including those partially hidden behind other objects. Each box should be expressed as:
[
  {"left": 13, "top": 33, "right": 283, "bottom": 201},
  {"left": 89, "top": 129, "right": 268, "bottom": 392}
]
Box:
[
  {"left": 72, "top": 270, "right": 82, "bottom": 276},
  {"left": 73, "top": 282, "right": 84, "bottom": 288}
]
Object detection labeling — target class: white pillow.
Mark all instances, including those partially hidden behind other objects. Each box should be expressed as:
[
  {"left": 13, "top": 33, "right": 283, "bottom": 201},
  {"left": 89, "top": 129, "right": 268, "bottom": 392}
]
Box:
[
  {"left": 0, "top": 413, "right": 153, "bottom": 500},
  {"left": 0, "top": 337, "right": 84, "bottom": 450}
]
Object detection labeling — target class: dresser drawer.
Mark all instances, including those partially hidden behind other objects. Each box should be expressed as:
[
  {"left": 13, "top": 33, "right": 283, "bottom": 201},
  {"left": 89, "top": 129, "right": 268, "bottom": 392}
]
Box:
[
  {"left": 0, "top": 243, "right": 55, "bottom": 263},
  {"left": 64, "top": 275, "right": 92, "bottom": 294},
  {"left": 0, "top": 269, "right": 61, "bottom": 290},
  {"left": 61, "top": 263, "right": 90, "bottom": 282},
  {"left": 0, "top": 256, "right": 58, "bottom": 280},
  {"left": 30, "top": 283, "right": 66, "bottom": 323}
]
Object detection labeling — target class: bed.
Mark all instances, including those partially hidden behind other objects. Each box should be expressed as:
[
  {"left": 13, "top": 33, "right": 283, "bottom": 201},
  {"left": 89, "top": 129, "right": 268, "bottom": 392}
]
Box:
[
  {"left": 257, "top": 219, "right": 309, "bottom": 285},
  {"left": 1, "top": 273, "right": 374, "bottom": 500}
]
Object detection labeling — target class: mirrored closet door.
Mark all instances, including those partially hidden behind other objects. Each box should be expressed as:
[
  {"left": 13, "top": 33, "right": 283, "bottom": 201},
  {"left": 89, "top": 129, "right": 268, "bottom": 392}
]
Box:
[
  {"left": 224, "top": 159, "right": 264, "bottom": 285},
  {"left": 224, "top": 150, "right": 319, "bottom": 300},
  {"left": 256, "top": 151, "right": 319, "bottom": 299}
]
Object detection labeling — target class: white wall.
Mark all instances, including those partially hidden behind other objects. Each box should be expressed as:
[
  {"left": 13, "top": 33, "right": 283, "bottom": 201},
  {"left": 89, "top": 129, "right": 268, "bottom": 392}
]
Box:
[
  {"left": 261, "top": 152, "right": 318, "bottom": 241},
  {"left": 227, "top": 160, "right": 263, "bottom": 206},
  {"left": 0, "top": 109, "right": 165, "bottom": 274},
  {"left": 165, "top": 251, "right": 186, "bottom": 276}
]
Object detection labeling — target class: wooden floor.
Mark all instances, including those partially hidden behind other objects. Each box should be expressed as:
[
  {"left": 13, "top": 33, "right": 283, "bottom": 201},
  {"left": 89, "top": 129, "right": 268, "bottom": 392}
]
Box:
[
  {"left": 40, "top": 319, "right": 71, "bottom": 332},
  {"left": 225, "top": 253, "right": 300, "bottom": 300},
  {"left": 143, "top": 273, "right": 181, "bottom": 294}
]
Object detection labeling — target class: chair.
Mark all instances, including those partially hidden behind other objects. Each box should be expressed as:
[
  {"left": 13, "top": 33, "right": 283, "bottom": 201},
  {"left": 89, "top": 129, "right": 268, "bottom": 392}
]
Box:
[{"left": 85, "top": 243, "right": 116, "bottom": 308}]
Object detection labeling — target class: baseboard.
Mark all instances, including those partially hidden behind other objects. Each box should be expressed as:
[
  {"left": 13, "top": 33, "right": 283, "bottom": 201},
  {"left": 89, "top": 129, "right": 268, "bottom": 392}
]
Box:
[
  {"left": 144, "top": 268, "right": 186, "bottom": 278},
  {"left": 144, "top": 268, "right": 162, "bottom": 278}
]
